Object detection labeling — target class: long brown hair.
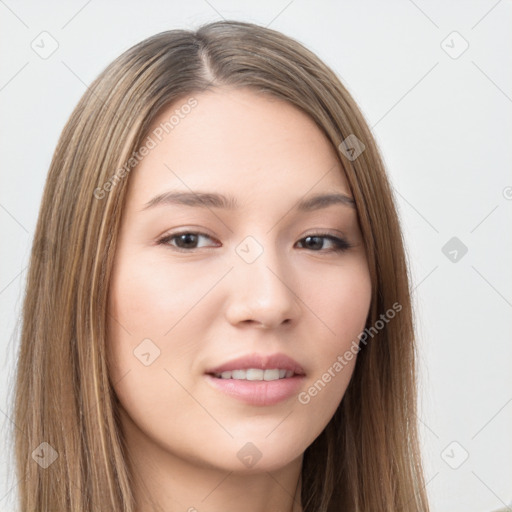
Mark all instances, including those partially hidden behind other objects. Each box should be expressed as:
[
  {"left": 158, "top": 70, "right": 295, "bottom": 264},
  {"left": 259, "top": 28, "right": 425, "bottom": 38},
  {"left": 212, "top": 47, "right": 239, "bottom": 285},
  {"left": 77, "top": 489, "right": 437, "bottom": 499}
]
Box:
[{"left": 12, "top": 20, "right": 430, "bottom": 511}]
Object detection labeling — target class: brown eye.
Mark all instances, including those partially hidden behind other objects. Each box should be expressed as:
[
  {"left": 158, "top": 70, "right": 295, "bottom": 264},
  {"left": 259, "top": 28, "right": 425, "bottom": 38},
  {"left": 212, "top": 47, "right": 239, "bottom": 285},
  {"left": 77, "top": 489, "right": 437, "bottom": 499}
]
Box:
[
  {"left": 296, "top": 234, "right": 352, "bottom": 253},
  {"left": 157, "top": 231, "right": 219, "bottom": 251}
]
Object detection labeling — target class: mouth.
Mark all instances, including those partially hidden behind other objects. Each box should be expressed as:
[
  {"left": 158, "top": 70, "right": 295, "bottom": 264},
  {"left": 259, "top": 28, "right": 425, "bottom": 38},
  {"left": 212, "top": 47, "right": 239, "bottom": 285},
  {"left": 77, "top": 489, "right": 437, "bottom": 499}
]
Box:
[
  {"left": 210, "top": 368, "right": 297, "bottom": 381},
  {"left": 204, "top": 353, "right": 306, "bottom": 406}
]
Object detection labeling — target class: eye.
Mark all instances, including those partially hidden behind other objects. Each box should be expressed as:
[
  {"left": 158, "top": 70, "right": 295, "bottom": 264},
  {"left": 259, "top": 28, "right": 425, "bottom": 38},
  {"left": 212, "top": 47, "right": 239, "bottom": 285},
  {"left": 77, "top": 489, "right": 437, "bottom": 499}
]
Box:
[
  {"left": 295, "top": 233, "right": 352, "bottom": 253},
  {"left": 156, "top": 231, "right": 353, "bottom": 253},
  {"left": 157, "top": 231, "right": 219, "bottom": 251}
]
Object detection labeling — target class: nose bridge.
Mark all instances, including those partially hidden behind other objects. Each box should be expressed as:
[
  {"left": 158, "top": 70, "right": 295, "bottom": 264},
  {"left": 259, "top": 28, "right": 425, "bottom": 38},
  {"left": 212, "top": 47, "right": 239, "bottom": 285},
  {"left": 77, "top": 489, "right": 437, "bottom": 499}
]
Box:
[{"left": 227, "top": 234, "right": 300, "bottom": 327}]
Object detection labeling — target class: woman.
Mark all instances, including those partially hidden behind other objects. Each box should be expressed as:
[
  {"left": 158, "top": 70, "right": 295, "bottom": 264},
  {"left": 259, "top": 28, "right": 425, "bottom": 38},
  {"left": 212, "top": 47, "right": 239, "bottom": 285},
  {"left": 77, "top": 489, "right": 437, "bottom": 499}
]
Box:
[{"left": 13, "top": 20, "right": 430, "bottom": 511}]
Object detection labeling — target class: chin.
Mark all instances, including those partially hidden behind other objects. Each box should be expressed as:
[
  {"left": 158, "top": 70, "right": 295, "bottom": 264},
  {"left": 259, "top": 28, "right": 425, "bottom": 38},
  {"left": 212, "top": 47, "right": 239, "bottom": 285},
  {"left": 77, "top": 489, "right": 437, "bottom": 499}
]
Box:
[{"left": 205, "top": 434, "right": 307, "bottom": 474}]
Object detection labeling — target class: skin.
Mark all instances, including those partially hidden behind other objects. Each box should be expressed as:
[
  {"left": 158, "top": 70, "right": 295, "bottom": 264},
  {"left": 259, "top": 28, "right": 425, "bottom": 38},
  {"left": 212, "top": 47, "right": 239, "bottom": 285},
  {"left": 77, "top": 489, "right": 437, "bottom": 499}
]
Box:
[{"left": 107, "top": 87, "right": 372, "bottom": 512}]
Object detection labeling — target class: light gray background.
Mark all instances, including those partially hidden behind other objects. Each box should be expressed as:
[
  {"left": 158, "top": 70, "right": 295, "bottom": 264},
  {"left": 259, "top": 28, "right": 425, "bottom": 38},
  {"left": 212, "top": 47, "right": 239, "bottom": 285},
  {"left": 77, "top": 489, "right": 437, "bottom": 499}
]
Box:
[{"left": 1, "top": 1, "right": 511, "bottom": 511}]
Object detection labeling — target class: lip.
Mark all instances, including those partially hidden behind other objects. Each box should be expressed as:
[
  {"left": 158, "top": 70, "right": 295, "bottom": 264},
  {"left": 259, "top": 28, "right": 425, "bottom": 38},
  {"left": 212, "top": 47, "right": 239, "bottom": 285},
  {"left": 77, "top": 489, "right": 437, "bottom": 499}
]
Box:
[
  {"left": 205, "top": 374, "right": 304, "bottom": 406},
  {"left": 205, "top": 353, "right": 306, "bottom": 376},
  {"left": 204, "top": 352, "right": 306, "bottom": 407}
]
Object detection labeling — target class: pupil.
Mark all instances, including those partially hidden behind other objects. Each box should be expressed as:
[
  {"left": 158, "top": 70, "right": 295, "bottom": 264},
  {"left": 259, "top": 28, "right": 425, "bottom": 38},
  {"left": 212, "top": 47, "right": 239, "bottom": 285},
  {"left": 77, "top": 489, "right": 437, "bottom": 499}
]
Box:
[
  {"left": 179, "top": 233, "right": 197, "bottom": 248},
  {"left": 306, "top": 236, "right": 322, "bottom": 250}
]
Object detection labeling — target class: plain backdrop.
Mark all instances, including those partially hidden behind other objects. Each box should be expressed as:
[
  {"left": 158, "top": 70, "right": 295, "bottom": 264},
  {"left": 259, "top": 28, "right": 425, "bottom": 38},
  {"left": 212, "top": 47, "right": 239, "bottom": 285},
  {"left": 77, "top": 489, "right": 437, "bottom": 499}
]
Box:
[{"left": 1, "top": 1, "right": 511, "bottom": 511}]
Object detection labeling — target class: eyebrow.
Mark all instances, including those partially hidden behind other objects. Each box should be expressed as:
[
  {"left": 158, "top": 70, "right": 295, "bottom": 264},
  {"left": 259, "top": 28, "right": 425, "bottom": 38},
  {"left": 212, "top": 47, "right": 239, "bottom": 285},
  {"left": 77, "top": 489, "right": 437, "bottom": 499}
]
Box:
[{"left": 141, "top": 190, "right": 356, "bottom": 212}]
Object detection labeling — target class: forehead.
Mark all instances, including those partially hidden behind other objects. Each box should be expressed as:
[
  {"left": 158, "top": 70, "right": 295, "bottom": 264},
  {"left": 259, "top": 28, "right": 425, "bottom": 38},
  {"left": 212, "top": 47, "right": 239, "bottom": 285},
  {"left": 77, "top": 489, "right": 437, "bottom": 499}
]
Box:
[{"left": 127, "top": 87, "right": 351, "bottom": 207}]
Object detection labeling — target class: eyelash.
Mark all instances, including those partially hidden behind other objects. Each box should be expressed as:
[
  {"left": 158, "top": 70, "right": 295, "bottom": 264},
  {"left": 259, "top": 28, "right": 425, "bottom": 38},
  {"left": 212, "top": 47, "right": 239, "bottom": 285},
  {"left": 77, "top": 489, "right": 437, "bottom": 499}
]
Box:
[{"left": 156, "top": 231, "right": 353, "bottom": 254}]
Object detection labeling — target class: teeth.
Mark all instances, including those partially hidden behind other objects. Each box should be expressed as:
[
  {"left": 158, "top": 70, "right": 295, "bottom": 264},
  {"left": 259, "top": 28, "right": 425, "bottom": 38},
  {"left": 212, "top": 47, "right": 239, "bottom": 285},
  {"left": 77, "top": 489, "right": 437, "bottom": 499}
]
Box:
[
  {"left": 215, "top": 368, "right": 295, "bottom": 381},
  {"left": 263, "top": 369, "right": 279, "bottom": 381}
]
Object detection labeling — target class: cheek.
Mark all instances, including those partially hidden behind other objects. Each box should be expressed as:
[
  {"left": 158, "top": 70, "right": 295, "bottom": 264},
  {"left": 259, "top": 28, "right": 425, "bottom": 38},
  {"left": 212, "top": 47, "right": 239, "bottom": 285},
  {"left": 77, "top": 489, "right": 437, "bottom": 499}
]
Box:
[
  {"left": 108, "top": 251, "right": 218, "bottom": 342},
  {"left": 296, "top": 258, "right": 371, "bottom": 410},
  {"left": 309, "top": 257, "right": 372, "bottom": 354},
  {"left": 105, "top": 253, "right": 205, "bottom": 395}
]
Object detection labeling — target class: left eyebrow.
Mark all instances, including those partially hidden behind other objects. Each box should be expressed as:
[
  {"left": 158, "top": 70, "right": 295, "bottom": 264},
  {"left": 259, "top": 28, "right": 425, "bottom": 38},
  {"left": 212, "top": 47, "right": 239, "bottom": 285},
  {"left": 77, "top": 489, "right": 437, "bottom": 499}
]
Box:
[{"left": 141, "top": 190, "right": 356, "bottom": 212}]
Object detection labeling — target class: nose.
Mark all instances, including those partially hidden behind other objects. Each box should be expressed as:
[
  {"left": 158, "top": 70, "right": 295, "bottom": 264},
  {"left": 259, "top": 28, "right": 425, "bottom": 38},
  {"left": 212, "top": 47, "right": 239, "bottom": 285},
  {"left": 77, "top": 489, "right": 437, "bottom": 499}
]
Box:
[{"left": 224, "top": 243, "right": 301, "bottom": 329}]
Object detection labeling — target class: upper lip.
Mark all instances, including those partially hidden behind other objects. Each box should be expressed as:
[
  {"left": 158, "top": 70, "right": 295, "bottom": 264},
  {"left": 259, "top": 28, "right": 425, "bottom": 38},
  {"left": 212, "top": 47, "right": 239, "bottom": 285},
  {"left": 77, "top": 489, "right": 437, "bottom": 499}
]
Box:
[{"left": 206, "top": 353, "right": 306, "bottom": 376}]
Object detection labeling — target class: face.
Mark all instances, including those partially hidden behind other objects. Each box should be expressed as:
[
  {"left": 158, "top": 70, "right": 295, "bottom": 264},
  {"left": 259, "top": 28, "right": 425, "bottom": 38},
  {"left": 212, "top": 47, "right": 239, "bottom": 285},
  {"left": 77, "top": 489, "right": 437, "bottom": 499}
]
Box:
[{"left": 107, "top": 87, "right": 372, "bottom": 475}]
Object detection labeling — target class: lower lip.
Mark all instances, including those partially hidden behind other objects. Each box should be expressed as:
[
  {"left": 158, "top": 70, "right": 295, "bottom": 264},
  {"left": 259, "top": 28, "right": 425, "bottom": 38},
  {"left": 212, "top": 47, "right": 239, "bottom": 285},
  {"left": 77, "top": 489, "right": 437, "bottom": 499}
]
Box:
[{"left": 205, "top": 374, "right": 305, "bottom": 406}]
